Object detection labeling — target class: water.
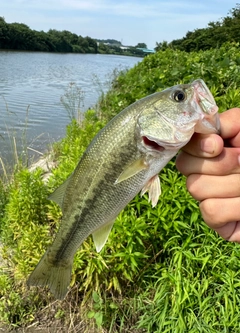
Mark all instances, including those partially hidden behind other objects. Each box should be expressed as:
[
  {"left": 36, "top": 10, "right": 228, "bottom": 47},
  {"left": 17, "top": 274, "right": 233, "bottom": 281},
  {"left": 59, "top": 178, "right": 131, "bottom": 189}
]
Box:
[{"left": 0, "top": 51, "right": 140, "bottom": 166}]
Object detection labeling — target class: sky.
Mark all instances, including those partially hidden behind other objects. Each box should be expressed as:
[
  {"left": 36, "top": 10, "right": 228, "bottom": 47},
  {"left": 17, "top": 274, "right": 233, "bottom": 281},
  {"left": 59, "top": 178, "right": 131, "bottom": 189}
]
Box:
[{"left": 0, "top": 0, "right": 238, "bottom": 49}]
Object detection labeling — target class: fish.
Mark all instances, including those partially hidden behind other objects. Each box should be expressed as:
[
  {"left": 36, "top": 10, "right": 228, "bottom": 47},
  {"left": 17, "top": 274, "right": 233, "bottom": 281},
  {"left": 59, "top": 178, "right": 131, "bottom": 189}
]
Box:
[{"left": 27, "top": 79, "right": 220, "bottom": 299}]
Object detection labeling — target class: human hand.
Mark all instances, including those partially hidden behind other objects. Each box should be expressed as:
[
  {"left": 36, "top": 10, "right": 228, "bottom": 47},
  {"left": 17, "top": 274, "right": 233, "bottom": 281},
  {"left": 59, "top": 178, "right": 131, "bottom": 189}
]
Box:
[{"left": 176, "top": 108, "right": 240, "bottom": 242}]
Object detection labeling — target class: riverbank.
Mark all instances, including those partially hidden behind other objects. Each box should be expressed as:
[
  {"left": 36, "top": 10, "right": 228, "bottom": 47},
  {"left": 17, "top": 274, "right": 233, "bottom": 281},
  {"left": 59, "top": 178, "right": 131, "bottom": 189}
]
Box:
[
  {"left": 1, "top": 45, "right": 240, "bottom": 332},
  {"left": 28, "top": 153, "right": 57, "bottom": 182}
]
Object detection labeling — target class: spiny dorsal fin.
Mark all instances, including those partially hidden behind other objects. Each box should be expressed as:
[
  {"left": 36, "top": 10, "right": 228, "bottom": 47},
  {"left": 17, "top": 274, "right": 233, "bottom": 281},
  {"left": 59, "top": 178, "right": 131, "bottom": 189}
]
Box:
[
  {"left": 115, "top": 158, "right": 148, "bottom": 184},
  {"left": 92, "top": 220, "right": 115, "bottom": 252},
  {"left": 48, "top": 174, "right": 72, "bottom": 208}
]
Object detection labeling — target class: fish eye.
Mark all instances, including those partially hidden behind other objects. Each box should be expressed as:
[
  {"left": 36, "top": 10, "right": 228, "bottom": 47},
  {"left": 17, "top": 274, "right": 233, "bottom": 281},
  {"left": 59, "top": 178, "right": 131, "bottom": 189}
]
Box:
[{"left": 173, "top": 90, "right": 186, "bottom": 102}]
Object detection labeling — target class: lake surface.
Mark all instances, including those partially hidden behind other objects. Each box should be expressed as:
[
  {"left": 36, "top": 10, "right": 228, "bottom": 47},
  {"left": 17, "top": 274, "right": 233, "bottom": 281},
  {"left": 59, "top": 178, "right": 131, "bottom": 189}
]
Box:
[{"left": 0, "top": 51, "right": 140, "bottom": 167}]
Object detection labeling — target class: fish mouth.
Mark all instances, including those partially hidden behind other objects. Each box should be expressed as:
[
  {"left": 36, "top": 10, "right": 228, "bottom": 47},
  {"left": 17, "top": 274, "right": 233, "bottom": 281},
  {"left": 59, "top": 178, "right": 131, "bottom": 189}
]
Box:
[
  {"left": 142, "top": 136, "right": 187, "bottom": 151},
  {"left": 192, "top": 79, "right": 221, "bottom": 134},
  {"left": 193, "top": 79, "right": 217, "bottom": 113}
]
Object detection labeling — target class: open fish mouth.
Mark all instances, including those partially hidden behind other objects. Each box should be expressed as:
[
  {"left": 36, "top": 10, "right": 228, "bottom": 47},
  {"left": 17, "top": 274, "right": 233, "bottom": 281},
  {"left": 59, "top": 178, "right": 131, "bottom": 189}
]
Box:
[
  {"left": 192, "top": 79, "right": 221, "bottom": 134},
  {"left": 193, "top": 79, "right": 218, "bottom": 114}
]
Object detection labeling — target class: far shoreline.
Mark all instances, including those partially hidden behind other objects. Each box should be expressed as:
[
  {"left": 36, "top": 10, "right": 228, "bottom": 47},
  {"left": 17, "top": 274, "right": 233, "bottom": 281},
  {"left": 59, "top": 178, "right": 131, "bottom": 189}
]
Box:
[{"left": 0, "top": 48, "right": 145, "bottom": 57}]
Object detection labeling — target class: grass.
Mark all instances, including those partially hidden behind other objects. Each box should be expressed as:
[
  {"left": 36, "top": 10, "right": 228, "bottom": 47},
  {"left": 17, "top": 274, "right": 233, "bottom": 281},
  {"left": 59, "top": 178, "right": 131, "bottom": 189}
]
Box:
[{"left": 1, "top": 44, "right": 240, "bottom": 331}]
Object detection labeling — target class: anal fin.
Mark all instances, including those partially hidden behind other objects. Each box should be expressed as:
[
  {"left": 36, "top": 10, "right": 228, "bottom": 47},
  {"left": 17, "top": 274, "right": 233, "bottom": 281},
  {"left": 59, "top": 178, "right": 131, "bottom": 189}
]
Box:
[{"left": 92, "top": 220, "right": 115, "bottom": 252}]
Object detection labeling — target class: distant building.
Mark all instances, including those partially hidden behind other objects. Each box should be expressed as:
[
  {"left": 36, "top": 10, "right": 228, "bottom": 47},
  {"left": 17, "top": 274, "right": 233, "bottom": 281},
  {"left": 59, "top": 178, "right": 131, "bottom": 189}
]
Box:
[{"left": 136, "top": 48, "right": 155, "bottom": 54}]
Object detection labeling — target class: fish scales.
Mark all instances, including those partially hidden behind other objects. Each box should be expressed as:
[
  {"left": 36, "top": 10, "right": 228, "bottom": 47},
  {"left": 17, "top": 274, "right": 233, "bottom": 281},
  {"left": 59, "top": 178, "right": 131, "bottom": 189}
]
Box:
[
  {"left": 48, "top": 97, "right": 168, "bottom": 262},
  {"left": 27, "top": 79, "right": 220, "bottom": 299}
]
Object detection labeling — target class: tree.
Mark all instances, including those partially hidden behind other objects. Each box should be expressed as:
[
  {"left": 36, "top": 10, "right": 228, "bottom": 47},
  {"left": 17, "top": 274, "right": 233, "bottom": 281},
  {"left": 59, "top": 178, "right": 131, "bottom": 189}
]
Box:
[
  {"left": 85, "top": 36, "right": 98, "bottom": 53},
  {"left": 166, "top": 4, "right": 240, "bottom": 52},
  {"left": 155, "top": 41, "right": 169, "bottom": 51},
  {"left": 135, "top": 42, "right": 147, "bottom": 48},
  {"left": 0, "top": 16, "right": 8, "bottom": 48}
]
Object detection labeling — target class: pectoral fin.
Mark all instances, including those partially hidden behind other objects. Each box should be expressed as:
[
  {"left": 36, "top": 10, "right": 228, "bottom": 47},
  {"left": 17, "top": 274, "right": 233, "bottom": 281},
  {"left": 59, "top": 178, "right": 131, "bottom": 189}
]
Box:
[
  {"left": 140, "top": 175, "right": 161, "bottom": 207},
  {"left": 92, "top": 220, "right": 115, "bottom": 252},
  {"left": 48, "top": 175, "right": 72, "bottom": 208},
  {"left": 115, "top": 158, "right": 148, "bottom": 184}
]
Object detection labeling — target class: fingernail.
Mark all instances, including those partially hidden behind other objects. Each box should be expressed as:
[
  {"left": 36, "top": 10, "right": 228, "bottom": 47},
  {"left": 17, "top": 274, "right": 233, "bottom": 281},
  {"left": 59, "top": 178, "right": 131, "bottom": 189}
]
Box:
[{"left": 200, "top": 137, "right": 215, "bottom": 154}]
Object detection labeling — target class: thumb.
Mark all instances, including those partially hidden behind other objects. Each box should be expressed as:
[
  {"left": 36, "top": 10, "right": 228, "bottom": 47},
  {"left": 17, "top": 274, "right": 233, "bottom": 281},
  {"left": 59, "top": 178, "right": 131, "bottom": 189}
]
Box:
[{"left": 181, "top": 133, "right": 223, "bottom": 158}]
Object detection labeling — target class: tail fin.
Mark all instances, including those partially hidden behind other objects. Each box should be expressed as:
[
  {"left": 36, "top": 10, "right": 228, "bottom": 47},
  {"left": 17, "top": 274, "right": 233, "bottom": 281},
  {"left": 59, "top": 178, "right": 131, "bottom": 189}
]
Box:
[{"left": 27, "top": 253, "right": 72, "bottom": 300}]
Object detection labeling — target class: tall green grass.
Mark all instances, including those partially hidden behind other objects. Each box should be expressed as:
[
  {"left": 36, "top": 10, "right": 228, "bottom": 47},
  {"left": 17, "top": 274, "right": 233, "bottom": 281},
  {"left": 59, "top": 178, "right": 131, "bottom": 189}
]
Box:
[
  {"left": 0, "top": 43, "right": 240, "bottom": 331},
  {"left": 99, "top": 42, "right": 240, "bottom": 122}
]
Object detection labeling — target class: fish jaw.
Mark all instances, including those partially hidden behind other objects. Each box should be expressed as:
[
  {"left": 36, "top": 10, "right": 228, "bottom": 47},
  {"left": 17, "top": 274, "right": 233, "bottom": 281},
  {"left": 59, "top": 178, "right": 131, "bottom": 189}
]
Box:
[{"left": 192, "top": 79, "right": 220, "bottom": 134}]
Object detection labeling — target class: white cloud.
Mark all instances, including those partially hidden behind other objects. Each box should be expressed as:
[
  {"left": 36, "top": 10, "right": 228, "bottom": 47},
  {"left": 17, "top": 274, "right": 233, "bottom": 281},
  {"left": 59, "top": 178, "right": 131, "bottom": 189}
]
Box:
[
  {"left": 0, "top": 0, "right": 234, "bottom": 20},
  {"left": 60, "top": 0, "right": 207, "bottom": 18}
]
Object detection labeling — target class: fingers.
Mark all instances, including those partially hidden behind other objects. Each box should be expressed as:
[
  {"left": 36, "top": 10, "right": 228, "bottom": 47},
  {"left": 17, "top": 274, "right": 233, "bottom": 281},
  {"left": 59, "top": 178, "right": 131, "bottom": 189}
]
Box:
[
  {"left": 175, "top": 108, "right": 240, "bottom": 243},
  {"left": 199, "top": 198, "right": 240, "bottom": 242},
  {"left": 206, "top": 219, "right": 240, "bottom": 243},
  {"left": 227, "top": 223, "right": 240, "bottom": 243},
  {"left": 200, "top": 197, "right": 240, "bottom": 228},
  {"left": 219, "top": 108, "right": 240, "bottom": 142},
  {"left": 178, "top": 108, "right": 240, "bottom": 159},
  {"left": 176, "top": 147, "right": 240, "bottom": 176},
  {"left": 186, "top": 174, "right": 240, "bottom": 201},
  {"left": 181, "top": 133, "right": 224, "bottom": 157}
]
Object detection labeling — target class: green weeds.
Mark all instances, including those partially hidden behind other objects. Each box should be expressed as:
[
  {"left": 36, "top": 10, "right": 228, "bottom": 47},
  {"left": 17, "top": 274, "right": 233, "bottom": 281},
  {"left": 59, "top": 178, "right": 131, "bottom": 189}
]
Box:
[
  {"left": 60, "top": 82, "right": 85, "bottom": 123},
  {"left": 99, "top": 42, "right": 240, "bottom": 122},
  {"left": 1, "top": 43, "right": 240, "bottom": 331}
]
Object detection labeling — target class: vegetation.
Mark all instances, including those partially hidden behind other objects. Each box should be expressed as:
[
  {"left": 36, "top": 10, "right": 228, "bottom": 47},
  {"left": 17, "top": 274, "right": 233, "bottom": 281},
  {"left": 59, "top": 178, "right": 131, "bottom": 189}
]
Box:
[
  {"left": 1, "top": 3, "right": 240, "bottom": 328},
  {"left": 0, "top": 16, "right": 97, "bottom": 53},
  {"left": 98, "top": 43, "right": 240, "bottom": 121},
  {"left": 0, "top": 41, "right": 240, "bottom": 332},
  {"left": 155, "top": 4, "right": 240, "bottom": 52},
  {"left": 0, "top": 17, "right": 145, "bottom": 56}
]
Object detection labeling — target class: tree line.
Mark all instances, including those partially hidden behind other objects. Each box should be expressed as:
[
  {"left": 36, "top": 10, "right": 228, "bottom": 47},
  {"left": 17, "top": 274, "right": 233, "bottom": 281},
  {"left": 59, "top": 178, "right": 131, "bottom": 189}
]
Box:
[
  {"left": 0, "top": 16, "right": 97, "bottom": 53},
  {"left": 0, "top": 17, "right": 146, "bottom": 56},
  {"left": 155, "top": 4, "right": 240, "bottom": 52}
]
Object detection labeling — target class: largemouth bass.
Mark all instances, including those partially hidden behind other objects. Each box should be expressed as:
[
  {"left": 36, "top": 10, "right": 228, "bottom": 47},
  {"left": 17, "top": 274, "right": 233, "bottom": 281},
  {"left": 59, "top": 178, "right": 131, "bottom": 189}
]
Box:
[{"left": 27, "top": 79, "right": 220, "bottom": 299}]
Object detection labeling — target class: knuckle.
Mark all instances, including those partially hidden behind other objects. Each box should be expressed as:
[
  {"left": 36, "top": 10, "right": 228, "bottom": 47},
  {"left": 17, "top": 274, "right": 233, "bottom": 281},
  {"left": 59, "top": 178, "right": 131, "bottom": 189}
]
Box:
[
  {"left": 175, "top": 152, "right": 189, "bottom": 175},
  {"left": 199, "top": 199, "right": 219, "bottom": 224},
  {"left": 186, "top": 174, "right": 202, "bottom": 200}
]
